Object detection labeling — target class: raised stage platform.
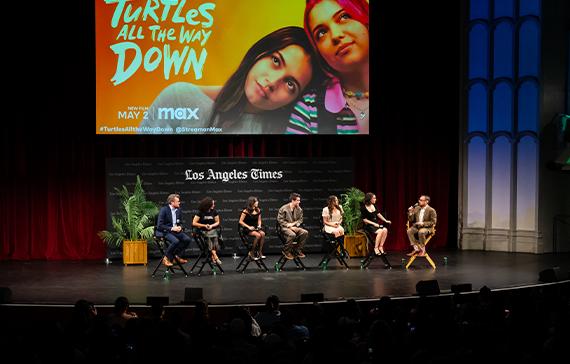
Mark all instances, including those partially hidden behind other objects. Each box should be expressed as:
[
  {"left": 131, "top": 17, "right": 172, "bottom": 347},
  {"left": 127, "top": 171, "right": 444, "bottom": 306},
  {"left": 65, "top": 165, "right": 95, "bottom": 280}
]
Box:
[{"left": 0, "top": 250, "right": 568, "bottom": 306}]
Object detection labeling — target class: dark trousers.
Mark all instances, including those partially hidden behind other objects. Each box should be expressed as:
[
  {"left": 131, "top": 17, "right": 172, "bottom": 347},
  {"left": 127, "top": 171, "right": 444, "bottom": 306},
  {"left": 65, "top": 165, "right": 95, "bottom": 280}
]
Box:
[{"left": 165, "top": 232, "right": 192, "bottom": 260}]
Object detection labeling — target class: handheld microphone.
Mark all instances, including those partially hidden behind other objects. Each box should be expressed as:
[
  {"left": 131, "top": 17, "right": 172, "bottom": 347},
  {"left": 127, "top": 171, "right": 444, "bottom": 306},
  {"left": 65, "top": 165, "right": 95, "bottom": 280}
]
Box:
[{"left": 408, "top": 203, "right": 419, "bottom": 210}]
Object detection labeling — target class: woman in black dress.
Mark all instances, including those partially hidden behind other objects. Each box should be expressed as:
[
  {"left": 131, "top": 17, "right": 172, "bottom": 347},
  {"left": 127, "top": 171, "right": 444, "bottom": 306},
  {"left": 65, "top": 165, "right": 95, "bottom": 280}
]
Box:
[
  {"left": 361, "top": 192, "right": 391, "bottom": 255},
  {"left": 239, "top": 196, "right": 266, "bottom": 260}
]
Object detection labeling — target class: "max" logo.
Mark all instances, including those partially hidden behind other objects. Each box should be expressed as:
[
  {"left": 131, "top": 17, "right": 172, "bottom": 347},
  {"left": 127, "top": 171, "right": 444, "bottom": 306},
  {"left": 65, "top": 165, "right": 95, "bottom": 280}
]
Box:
[{"left": 158, "top": 107, "right": 199, "bottom": 120}]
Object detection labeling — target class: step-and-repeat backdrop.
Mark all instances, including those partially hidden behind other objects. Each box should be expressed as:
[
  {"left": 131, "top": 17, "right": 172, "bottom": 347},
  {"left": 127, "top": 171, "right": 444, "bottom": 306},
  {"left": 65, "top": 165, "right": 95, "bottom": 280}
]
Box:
[{"left": 106, "top": 158, "right": 353, "bottom": 256}]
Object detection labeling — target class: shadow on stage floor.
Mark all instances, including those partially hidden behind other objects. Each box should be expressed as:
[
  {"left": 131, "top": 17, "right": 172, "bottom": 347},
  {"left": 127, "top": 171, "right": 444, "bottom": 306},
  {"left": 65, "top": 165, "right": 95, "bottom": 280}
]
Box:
[{"left": 0, "top": 250, "right": 569, "bottom": 306}]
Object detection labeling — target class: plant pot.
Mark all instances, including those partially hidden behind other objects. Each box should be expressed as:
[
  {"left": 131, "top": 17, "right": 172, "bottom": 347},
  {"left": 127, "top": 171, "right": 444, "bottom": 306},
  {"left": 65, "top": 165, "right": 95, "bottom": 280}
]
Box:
[
  {"left": 343, "top": 232, "right": 368, "bottom": 257},
  {"left": 123, "top": 240, "right": 148, "bottom": 266}
]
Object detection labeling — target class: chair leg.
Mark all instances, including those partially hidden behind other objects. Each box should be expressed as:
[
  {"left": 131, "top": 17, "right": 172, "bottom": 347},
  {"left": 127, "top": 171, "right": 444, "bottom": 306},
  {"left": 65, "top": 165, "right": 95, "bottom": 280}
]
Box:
[
  {"left": 335, "top": 252, "right": 349, "bottom": 269},
  {"left": 151, "top": 257, "right": 163, "bottom": 277},
  {"left": 362, "top": 254, "right": 371, "bottom": 269},
  {"left": 405, "top": 255, "right": 417, "bottom": 269},
  {"left": 236, "top": 254, "right": 248, "bottom": 272},
  {"left": 293, "top": 257, "right": 305, "bottom": 270},
  {"left": 172, "top": 257, "right": 189, "bottom": 277},
  {"left": 190, "top": 251, "right": 206, "bottom": 273},
  {"left": 276, "top": 255, "right": 286, "bottom": 271},
  {"left": 425, "top": 254, "right": 437, "bottom": 269},
  {"left": 331, "top": 241, "right": 349, "bottom": 269},
  {"left": 318, "top": 245, "right": 334, "bottom": 268},
  {"left": 405, "top": 253, "right": 436, "bottom": 269},
  {"left": 380, "top": 253, "right": 392, "bottom": 269},
  {"left": 214, "top": 260, "right": 224, "bottom": 274},
  {"left": 255, "top": 258, "right": 269, "bottom": 272}
]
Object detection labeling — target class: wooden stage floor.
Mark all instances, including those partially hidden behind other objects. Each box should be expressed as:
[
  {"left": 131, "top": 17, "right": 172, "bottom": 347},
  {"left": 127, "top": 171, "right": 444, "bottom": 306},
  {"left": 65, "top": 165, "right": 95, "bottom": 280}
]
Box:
[{"left": 0, "top": 250, "right": 568, "bottom": 306}]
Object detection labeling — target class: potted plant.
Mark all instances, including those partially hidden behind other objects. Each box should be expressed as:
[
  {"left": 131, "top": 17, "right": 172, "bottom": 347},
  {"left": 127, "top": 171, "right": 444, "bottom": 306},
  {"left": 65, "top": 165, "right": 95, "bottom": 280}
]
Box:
[
  {"left": 340, "top": 187, "right": 368, "bottom": 257},
  {"left": 98, "top": 175, "right": 159, "bottom": 265}
]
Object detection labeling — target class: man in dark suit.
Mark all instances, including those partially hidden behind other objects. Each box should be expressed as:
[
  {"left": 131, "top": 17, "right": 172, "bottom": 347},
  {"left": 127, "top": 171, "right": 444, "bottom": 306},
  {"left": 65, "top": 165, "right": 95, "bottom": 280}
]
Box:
[
  {"left": 157, "top": 193, "right": 192, "bottom": 266},
  {"left": 406, "top": 195, "right": 437, "bottom": 256}
]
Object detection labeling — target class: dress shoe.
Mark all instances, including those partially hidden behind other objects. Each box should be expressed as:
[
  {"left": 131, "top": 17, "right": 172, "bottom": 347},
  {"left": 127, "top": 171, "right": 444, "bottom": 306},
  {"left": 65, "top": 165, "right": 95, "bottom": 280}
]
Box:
[
  {"left": 175, "top": 256, "right": 188, "bottom": 264},
  {"left": 283, "top": 251, "right": 294, "bottom": 260},
  {"left": 162, "top": 256, "right": 173, "bottom": 267}
]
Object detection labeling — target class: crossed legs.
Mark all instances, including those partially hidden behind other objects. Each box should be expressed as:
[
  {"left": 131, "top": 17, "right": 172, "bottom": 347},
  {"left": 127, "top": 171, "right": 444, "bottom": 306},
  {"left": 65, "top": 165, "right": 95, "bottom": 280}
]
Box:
[
  {"left": 406, "top": 227, "right": 430, "bottom": 256},
  {"left": 207, "top": 236, "right": 222, "bottom": 264},
  {"left": 164, "top": 232, "right": 192, "bottom": 266}
]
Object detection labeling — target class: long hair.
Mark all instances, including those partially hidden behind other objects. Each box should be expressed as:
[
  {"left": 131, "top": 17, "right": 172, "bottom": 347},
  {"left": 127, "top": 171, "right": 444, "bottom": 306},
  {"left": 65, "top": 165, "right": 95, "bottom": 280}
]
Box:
[
  {"left": 198, "top": 197, "right": 214, "bottom": 213},
  {"left": 364, "top": 192, "right": 375, "bottom": 206},
  {"left": 245, "top": 196, "right": 260, "bottom": 214},
  {"left": 209, "top": 26, "right": 320, "bottom": 132},
  {"left": 304, "top": 0, "right": 369, "bottom": 77},
  {"left": 327, "top": 195, "right": 341, "bottom": 218}
]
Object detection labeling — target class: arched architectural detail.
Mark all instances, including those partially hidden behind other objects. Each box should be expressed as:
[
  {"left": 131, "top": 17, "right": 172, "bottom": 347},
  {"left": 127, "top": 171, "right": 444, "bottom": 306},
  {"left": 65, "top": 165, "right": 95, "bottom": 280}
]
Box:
[
  {"left": 491, "top": 137, "right": 512, "bottom": 229},
  {"left": 492, "top": 81, "right": 513, "bottom": 132},
  {"left": 468, "top": 82, "right": 488, "bottom": 133},
  {"left": 469, "top": 23, "right": 489, "bottom": 80},
  {"left": 516, "top": 136, "right": 538, "bottom": 231},
  {"left": 467, "top": 137, "right": 487, "bottom": 228}
]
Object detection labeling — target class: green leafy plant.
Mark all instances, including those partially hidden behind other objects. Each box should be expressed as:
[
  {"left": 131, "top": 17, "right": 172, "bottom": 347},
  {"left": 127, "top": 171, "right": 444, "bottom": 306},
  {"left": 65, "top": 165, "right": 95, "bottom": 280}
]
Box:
[
  {"left": 98, "top": 175, "right": 159, "bottom": 248},
  {"left": 340, "top": 187, "right": 365, "bottom": 235}
]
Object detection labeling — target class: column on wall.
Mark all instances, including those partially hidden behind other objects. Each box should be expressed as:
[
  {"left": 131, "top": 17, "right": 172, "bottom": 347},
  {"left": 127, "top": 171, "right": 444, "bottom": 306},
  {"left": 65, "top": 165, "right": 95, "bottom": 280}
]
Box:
[{"left": 462, "top": 0, "right": 541, "bottom": 252}]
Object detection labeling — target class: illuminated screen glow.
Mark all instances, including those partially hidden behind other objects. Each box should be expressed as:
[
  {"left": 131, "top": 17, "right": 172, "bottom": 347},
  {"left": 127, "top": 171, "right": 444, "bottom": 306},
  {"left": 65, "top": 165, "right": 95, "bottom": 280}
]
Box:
[{"left": 96, "top": 0, "right": 371, "bottom": 135}]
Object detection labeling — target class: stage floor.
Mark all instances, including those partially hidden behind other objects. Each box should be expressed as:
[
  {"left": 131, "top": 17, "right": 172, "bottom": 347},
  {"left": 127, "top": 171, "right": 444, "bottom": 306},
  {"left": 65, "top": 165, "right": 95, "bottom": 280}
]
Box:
[{"left": 1, "top": 250, "right": 568, "bottom": 306}]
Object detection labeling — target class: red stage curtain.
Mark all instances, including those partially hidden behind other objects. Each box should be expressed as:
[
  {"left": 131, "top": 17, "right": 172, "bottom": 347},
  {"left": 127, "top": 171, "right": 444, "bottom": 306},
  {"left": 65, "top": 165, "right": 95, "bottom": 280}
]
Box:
[{"left": 1, "top": 126, "right": 455, "bottom": 260}]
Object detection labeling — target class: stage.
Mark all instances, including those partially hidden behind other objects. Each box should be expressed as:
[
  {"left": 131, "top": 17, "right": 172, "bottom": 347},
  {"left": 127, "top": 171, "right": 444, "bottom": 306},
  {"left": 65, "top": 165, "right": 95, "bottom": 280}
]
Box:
[{"left": 0, "top": 250, "right": 568, "bottom": 306}]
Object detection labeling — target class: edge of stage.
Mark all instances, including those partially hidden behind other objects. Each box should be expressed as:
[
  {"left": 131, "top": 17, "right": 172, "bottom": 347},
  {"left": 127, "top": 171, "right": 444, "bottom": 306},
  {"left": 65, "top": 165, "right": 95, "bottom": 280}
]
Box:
[{"left": 0, "top": 250, "right": 569, "bottom": 307}]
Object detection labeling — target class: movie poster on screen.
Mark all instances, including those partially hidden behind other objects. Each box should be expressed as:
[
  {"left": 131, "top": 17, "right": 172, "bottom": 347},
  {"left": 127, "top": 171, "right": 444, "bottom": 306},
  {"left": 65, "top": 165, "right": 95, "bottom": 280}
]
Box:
[{"left": 96, "top": 0, "right": 371, "bottom": 135}]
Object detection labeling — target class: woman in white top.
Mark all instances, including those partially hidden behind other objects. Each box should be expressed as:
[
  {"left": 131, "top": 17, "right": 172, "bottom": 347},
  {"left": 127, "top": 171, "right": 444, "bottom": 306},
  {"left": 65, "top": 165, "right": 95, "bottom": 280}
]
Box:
[{"left": 322, "top": 195, "right": 344, "bottom": 240}]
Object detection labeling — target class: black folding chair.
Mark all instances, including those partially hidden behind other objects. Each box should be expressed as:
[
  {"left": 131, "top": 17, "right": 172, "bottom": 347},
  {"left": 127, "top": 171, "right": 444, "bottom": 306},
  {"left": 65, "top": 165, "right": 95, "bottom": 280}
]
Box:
[
  {"left": 236, "top": 223, "right": 269, "bottom": 273},
  {"left": 317, "top": 216, "right": 349, "bottom": 270},
  {"left": 275, "top": 222, "right": 306, "bottom": 271},
  {"left": 150, "top": 227, "right": 189, "bottom": 278},
  {"left": 190, "top": 227, "right": 224, "bottom": 276},
  {"left": 361, "top": 227, "right": 392, "bottom": 269}
]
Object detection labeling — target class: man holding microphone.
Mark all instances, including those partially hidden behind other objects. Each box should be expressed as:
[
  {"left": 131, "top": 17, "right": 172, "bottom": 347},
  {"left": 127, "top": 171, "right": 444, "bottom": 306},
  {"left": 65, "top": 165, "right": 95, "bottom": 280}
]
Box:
[{"left": 406, "top": 195, "right": 437, "bottom": 257}]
